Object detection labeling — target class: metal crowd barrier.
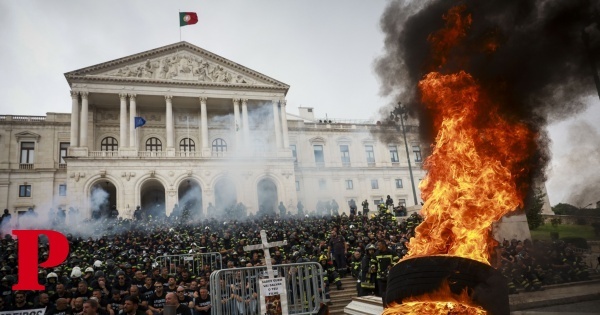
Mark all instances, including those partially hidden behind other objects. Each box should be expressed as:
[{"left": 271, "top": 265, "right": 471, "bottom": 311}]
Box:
[
  {"left": 154, "top": 252, "right": 223, "bottom": 276},
  {"left": 209, "top": 262, "right": 326, "bottom": 315}
]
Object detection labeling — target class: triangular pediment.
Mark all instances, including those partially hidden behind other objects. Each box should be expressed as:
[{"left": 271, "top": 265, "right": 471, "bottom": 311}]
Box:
[
  {"left": 65, "top": 42, "right": 289, "bottom": 91},
  {"left": 15, "top": 131, "right": 41, "bottom": 141}
]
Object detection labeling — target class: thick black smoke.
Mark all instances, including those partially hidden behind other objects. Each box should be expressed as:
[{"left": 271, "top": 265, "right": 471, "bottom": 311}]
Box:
[{"left": 375, "top": 0, "right": 600, "bottom": 194}]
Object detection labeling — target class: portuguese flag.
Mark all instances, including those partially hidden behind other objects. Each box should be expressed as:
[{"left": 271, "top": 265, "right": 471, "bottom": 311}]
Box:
[{"left": 179, "top": 12, "right": 198, "bottom": 26}]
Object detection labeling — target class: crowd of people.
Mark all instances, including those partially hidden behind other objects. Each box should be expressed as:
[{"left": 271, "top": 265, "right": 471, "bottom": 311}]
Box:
[
  {"left": 495, "top": 238, "right": 591, "bottom": 293},
  {"left": 0, "top": 196, "right": 594, "bottom": 315}
]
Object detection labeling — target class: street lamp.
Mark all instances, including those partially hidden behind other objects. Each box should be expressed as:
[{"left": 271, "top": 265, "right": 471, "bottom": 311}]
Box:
[{"left": 390, "top": 102, "right": 419, "bottom": 206}]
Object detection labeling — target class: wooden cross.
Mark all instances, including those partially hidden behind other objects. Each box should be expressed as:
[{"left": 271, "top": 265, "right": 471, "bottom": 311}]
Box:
[{"left": 243, "top": 230, "right": 287, "bottom": 278}]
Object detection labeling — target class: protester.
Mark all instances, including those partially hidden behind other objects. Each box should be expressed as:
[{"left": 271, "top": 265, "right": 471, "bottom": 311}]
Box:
[{"left": 0, "top": 195, "right": 593, "bottom": 311}]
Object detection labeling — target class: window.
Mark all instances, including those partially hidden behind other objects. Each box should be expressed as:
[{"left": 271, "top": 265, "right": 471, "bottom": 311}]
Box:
[
  {"left": 180, "top": 138, "right": 195, "bottom": 152},
  {"left": 20, "top": 142, "right": 35, "bottom": 164},
  {"left": 290, "top": 145, "right": 297, "bottom": 163},
  {"left": 212, "top": 138, "right": 227, "bottom": 152},
  {"left": 340, "top": 145, "right": 351, "bottom": 166},
  {"left": 59, "top": 184, "right": 67, "bottom": 196},
  {"left": 365, "top": 145, "right": 375, "bottom": 164},
  {"left": 389, "top": 145, "right": 399, "bottom": 163},
  {"left": 398, "top": 199, "right": 406, "bottom": 207},
  {"left": 146, "top": 137, "right": 162, "bottom": 151},
  {"left": 19, "top": 185, "right": 31, "bottom": 197},
  {"left": 371, "top": 179, "right": 379, "bottom": 189},
  {"left": 313, "top": 145, "right": 324, "bottom": 164},
  {"left": 59, "top": 142, "right": 69, "bottom": 164},
  {"left": 319, "top": 179, "right": 327, "bottom": 190},
  {"left": 101, "top": 137, "right": 118, "bottom": 151},
  {"left": 395, "top": 179, "right": 403, "bottom": 188},
  {"left": 345, "top": 180, "right": 354, "bottom": 190},
  {"left": 295, "top": 181, "right": 300, "bottom": 191},
  {"left": 413, "top": 145, "right": 422, "bottom": 162}
]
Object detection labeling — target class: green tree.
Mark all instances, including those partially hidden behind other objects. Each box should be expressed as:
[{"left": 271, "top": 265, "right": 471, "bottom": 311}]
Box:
[
  {"left": 524, "top": 189, "right": 545, "bottom": 230},
  {"left": 552, "top": 203, "right": 579, "bottom": 215}
]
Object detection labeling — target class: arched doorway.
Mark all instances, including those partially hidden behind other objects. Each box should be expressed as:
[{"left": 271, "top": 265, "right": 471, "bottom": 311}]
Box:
[
  {"left": 90, "top": 181, "right": 117, "bottom": 219},
  {"left": 257, "top": 178, "right": 278, "bottom": 216},
  {"left": 140, "top": 179, "right": 166, "bottom": 219},
  {"left": 178, "top": 179, "right": 203, "bottom": 220},
  {"left": 214, "top": 177, "right": 237, "bottom": 216}
]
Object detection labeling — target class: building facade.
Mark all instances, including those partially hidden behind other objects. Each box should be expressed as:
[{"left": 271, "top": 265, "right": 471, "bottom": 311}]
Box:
[{"left": 0, "top": 42, "right": 425, "bottom": 219}]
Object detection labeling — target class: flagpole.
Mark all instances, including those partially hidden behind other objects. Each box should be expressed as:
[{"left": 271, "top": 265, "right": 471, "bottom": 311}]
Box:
[{"left": 179, "top": 10, "right": 182, "bottom": 42}]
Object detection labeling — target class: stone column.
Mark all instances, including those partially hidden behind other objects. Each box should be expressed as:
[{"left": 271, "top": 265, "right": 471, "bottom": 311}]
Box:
[
  {"left": 233, "top": 99, "right": 242, "bottom": 148},
  {"left": 119, "top": 93, "right": 128, "bottom": 148},
  {"left": 200, "top": 97, "right": 209, "bottom": 154},
  {"left": 129, "top": 94, "right": 137, "bottom": 149},
  {"left": 272, "top": 100, "right": 282, "bottom": 149},
  {"left": 280, "top": 99, "right": 290, "bottom": 149},
  {"left": 165, "top": 95, "right": 174, "bottom": 149},
  {"left": 70, "top": 91, "right": 80, "bottom": 147},
  {"left": 241, "top": 99, "right": 250, "bottom": 142},
  {"left": 79, "top": 92, "right": 89, "bottom": 147}
]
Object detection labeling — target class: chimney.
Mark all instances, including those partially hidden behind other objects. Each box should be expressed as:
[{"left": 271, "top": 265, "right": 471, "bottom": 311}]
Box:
[{"left": 298, "top": 107, "right": 315, "bottom": 121}]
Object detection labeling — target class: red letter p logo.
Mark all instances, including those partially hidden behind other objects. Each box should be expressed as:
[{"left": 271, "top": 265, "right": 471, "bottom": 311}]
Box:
[{"left": 12, "top": 230, "right": 70, "bottom": 290}]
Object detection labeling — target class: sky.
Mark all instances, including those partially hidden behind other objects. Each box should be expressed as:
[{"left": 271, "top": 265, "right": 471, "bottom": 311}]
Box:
[{"left": 1, "top": 0, "right": 598, "bottom": 207}]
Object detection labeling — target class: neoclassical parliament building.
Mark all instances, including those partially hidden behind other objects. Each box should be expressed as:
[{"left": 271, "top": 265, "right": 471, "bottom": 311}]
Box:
[{"left": 0, "top": 42, "right": 427, "bottom": 219}]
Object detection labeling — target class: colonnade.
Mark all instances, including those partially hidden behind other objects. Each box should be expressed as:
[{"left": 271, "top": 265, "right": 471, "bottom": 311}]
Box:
[{"left": 69, "top": 91, "right": 290, "bottom": 152}]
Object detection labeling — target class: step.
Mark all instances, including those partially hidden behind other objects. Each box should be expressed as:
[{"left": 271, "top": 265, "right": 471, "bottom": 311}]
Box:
[{"left": 328, "top": 280, "right": 359, "bottom": 315}]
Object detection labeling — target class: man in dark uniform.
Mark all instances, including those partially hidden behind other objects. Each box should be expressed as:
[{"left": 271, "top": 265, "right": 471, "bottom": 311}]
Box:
[
  {"left": 375, "top": 240, "right": 396, "bottom": 304},
  {"left": 328, "top": 230, "right": 348, "bottom": 277},
  {"left": 331, "top": 199, "right": 339, "bottom": 216},
  {"left": 46, "top": 298, "right": 72, "bottom": 315},
  {"left": 278, "top": 202, "right": 286, "bottom": 217},
  {"left": 348, "top": 199, "right": 357, "bottom": 217},
  {"left": 193, "top": 287, "right": 210, "bottom": 315},
  {"left": 360, "top": 244, "right": 378, "bottom": 296},
  {"left": 0, "top": 209, "right": 11, "bottom": 226},
  {"left": 8, "top": 291, "right": 34, "bottom": 310},
  {"left": 146, "top": 281, "right": 166, "bottom": 315},
  {"left": 163, "top": 293, "right": 190, "bottom": 315},
  {"left": 361, "top": 200, "right": 369, "bottom": 217},
  {"left": 133, "top": 206, "right": 143, "bottom": 221},
  {"left": 121, "top": 296, "right": 145, "bottom": 315}
]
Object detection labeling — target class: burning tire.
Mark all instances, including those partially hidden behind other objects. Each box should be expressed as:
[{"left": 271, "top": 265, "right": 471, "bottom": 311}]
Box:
[{"left": 385, "top": 255, "right": 509, "bottom": 315}]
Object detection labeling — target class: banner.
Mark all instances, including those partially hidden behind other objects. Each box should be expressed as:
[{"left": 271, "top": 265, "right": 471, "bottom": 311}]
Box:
[
  {"left": 258, "top": 277, "right": 288, "bottom": 315},
  {"left": 0, "top": 308, "right": 46, "bottom": 315}
]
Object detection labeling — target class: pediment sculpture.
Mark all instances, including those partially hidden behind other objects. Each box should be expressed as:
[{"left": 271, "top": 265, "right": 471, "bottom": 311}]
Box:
[{"left": 102, "top": 52, "right": 257, "bottom": 85}]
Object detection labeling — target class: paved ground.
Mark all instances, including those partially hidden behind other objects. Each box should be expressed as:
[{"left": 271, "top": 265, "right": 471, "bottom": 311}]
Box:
[{"left": 512, "top": 299, "right": 600, "bottom": 314}]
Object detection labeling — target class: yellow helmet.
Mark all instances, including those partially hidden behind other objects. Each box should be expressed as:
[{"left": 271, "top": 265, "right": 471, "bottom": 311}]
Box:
[{"left": 319, "top": 254, "right": 328, "bottom": 261}]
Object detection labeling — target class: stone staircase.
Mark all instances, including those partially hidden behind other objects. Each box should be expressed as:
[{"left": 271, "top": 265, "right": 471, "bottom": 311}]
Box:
[{"left": 328, "top": 276, "right": 360, "bottom": 315}]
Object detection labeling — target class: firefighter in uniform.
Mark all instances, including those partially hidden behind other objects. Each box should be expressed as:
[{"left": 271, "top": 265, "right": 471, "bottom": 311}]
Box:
[
  {"left": 375, "top": 240, "right": 396, "bottom": 304},
  {"left": 360, "top": 244, "right": 378, "bottom": 296},
  {"left": 318, "top": 254, "right": 343, "bottom": 301},
  {"left": 349, "top": 251, "right": 362, "bottom": 294}
]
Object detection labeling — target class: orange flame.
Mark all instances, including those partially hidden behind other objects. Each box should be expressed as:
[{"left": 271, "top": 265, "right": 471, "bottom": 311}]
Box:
[
  {"left": 383, "top": 279, "right": 486, "bottom": 315},
  {"left": 405, "top": 70, "right": 533, "bottom": 265},
  {"left": 402, "top": 3, "right": 535, "bottom": 265},
  {"left": 386, "top": 4, "right": 537, "bottom": 314},
  {"left": 427, "top": 5, "right": 472, "bottom": 69}
]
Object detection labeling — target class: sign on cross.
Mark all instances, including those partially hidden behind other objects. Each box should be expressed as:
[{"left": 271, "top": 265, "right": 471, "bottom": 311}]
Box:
[{"left": 243, "top": 230, "right": 287, "bottom": 278}]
